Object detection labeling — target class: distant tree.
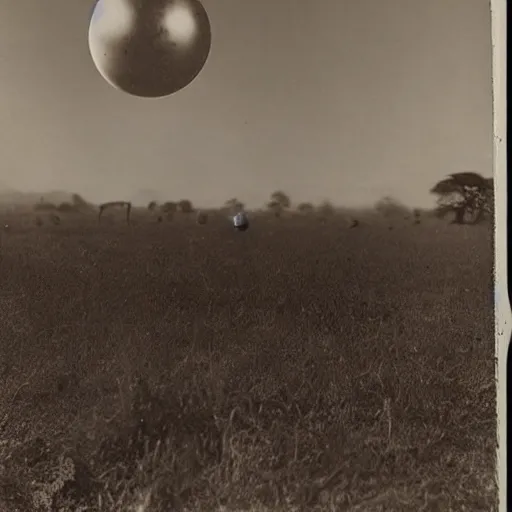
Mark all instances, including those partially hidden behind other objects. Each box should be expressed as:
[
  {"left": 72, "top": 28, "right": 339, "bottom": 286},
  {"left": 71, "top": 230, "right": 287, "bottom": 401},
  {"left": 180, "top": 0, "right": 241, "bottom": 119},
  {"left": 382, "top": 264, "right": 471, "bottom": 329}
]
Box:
[
  {"left": 147, "top": 201, "right": 158, "bottom": 212},
  {"left": 270, "top": 190, "right": 291, "bottom": 210},
  {"left": 267, "top": 200, "right": 282, "bottom": 217},
  {"left": 224, "top": 198, "right": 244, "bottom": 213},
  {"left": 374, "top": 196, "right": 409, "bottom": 218},
  {"left": 57, "top": 202, "right": 75, "bottom": 213},
  {"left": 70, "top": 193, "right": 94, "bottom": 212},
  {"left": 297, "top": 202, "right": 314, "bottom": 214},
  {"left": 430, "top": 172, "right": 493, "bottom": 224},
  {"left": 178, "top": 199, "right": 194, "bottom": 214},
  {"left": 161, "top": 201, "right": 178, "bottom": 214},
  {"left": 71, "top": 193, "right": 88, "bottom": 207},
  {"left": 318, "top": 200, "right": 335, "bottom": 217}
]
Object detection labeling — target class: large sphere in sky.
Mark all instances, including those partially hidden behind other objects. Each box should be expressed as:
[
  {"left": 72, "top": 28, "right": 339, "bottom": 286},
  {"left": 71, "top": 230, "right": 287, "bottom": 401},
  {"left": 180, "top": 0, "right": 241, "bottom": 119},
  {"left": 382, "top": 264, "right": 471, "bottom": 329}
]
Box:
[{"left": 88, "top": 0, "right": 212, "bottom": 98}]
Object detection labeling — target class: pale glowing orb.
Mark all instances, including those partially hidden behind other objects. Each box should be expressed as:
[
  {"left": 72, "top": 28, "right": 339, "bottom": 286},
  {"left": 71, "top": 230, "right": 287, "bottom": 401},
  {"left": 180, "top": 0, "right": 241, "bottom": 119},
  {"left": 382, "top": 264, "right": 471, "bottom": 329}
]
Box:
[{"left": 87, "top": 0, "right": 212, "bottom": 98}]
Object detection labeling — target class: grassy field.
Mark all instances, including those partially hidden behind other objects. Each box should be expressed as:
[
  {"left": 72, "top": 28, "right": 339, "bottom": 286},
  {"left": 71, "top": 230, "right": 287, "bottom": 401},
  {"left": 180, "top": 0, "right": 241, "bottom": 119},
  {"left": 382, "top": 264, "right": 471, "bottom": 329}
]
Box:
[{"left": 0, "top": 211, "right": 496, "bottom": 511}]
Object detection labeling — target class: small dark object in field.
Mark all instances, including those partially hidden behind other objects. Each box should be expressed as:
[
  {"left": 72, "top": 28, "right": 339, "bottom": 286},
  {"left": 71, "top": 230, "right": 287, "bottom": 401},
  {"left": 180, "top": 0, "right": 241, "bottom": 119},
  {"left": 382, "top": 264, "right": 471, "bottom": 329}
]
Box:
[
  {"left": 98, "top": 201, "right": 132, "bottom": 224},
  {"left": 51, "top": 215, "right": 61, "bottom": 225},
  {"left": 197, "top": 211, "right": 208, "bottom": 225},
  {"left": 233, "top": 212, "right": 249, "bottom": 231},
  {"left": 157, "top": 216, "right": 163, "bottom": 223},
  {"left": 414, "top": 219, "right": 421, "bottom": 225},
  {"left": 388, "top": 226, "right": 393, "bottom": 230},
  {"left": 350, "top": 219, "right": 359, "bottom": 228}
]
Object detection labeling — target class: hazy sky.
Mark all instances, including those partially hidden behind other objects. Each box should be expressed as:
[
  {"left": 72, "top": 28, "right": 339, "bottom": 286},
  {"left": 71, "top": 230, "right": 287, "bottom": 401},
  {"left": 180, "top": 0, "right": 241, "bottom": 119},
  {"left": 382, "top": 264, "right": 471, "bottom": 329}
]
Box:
[{"left": 0, "top": 0, "right": 493, "bottom": 208}]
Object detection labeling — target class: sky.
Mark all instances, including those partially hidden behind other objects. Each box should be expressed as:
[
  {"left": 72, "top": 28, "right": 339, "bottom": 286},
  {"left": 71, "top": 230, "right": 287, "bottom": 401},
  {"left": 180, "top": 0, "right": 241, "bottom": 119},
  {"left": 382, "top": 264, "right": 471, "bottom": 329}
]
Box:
[{"left": 0, "top": 0, "right": 493, "bottom": 209}]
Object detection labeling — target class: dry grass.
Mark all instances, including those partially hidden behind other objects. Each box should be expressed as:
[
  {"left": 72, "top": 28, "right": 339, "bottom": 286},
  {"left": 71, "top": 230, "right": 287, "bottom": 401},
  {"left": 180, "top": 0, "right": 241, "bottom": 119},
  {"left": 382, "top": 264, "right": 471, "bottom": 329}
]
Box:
[{"left": 0, "top": 211, "right": 496, "bottom": 511}]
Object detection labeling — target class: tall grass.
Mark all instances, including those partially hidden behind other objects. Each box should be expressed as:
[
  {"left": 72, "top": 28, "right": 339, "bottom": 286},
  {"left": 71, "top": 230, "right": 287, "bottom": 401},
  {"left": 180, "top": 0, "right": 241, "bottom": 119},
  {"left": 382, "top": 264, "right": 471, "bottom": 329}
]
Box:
[{"left": 0, "top": 214, "right": 496, "bottom": 511}]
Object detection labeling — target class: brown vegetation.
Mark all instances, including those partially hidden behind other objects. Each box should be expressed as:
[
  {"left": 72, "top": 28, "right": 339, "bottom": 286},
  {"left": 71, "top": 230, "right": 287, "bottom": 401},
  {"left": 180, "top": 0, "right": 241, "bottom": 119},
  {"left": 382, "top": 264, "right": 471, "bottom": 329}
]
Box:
[
  {"left": 178, "top": 199, "right": 194, "bottom": 214},
  {"left": 297, "top": 202, "right": 314, "bottom": 215},
  {"left": 0, "top": 209, "right": 496, "bottom": 511}
]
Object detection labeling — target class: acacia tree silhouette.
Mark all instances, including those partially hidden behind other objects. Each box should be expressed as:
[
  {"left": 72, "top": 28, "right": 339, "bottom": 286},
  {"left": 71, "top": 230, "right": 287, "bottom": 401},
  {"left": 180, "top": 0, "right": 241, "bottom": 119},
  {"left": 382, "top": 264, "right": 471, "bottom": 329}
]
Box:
[{"left": 430, "top": 172, "right": 493, "bottom": 224}]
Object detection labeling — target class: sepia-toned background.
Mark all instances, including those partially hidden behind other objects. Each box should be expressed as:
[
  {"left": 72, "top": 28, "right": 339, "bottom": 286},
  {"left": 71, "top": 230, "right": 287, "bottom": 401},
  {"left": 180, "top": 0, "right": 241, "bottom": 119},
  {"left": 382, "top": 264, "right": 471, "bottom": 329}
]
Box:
[{"left": 0, "top": 0, "right": 492, "bottom": 209}]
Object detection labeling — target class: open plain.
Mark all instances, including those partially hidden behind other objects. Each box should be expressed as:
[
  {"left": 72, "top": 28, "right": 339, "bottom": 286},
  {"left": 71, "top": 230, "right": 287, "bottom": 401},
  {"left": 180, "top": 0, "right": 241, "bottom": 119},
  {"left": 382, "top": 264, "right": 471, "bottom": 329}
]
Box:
[{"left": 0, "top": 211, "right": 496, "bottom": 511}]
